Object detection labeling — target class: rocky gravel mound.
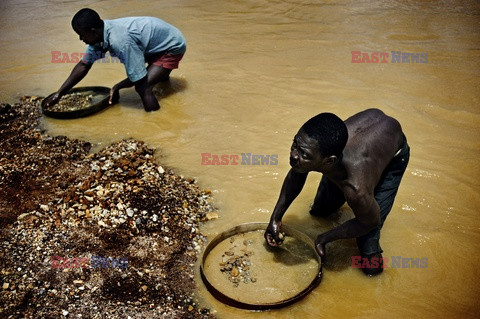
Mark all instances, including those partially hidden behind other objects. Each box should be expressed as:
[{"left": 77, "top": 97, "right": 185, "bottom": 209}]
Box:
[{"left": 0, "top": 97, "right": 216, "bottom": 318}]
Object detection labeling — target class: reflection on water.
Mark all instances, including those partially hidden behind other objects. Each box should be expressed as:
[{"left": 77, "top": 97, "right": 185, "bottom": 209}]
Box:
[{"left": 1, "top": 0, "right": 479, "bottom": 318}]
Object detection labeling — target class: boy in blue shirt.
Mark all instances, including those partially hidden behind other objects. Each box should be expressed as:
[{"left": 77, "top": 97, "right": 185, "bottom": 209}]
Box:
[{"left": 45, "top": 8, "right": 186, "bottom": 112}]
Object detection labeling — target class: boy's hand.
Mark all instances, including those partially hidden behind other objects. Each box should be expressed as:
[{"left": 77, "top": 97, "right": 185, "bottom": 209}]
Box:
[
  {"left": 44, "top": 93, "right": 61, "bottom": 108},
  {"left": 109, "top": 85, "right": 119, "bottom": 104}
]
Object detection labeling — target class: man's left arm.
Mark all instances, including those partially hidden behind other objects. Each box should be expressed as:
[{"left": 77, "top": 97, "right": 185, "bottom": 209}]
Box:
[{"left": 315, "top": 190, "right": 380, "bottom": 257}]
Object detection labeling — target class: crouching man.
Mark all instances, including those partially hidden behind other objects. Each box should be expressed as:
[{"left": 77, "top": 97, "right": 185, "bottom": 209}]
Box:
[
  {"left": 45, "top": 8, "right": 186, "bottom": 112},
  {"left": 265, "top": 109, "right": 410, "bottom": 276}
]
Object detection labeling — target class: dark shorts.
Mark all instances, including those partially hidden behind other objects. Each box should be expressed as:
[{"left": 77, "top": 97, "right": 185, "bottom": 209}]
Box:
[
  {"left": 311, "top": 135, "right": 410, "bottom": 256},
  {"left": 146, "top": 52, "right": 184, "bottom": 70}
]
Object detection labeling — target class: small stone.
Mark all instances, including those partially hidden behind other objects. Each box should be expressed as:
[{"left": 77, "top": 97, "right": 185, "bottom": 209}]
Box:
[
  {"left": 206, "top": 212, "right": 219, "bottom": 220},
  {"left": 126, "top": 208, "right": 134, "bottom": 217},
  {"left": 62, "top": 310, "right": 69, "bottom": 316},
  {"left": 2, "top": 282, "right": 9, "bottom": 289},
  {"left": 17, "top": 213, "right": 29, "bottom": 220}
]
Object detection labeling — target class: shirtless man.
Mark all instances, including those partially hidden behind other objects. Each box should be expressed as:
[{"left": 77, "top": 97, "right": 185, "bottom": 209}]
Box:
[{"left": 264, "top": 109, "right": 410, "bottom": 276}]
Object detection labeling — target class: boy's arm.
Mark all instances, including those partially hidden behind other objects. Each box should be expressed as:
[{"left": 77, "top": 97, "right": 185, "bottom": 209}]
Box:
[
  {"left": 265, "top": 169, "right": 308, "bottom": 246},
  {"left": 45, "top": 62, "right": 92, "bottom": 107},
  {"left": 109, "top": 78, "right": 134, "bottom": 105}
]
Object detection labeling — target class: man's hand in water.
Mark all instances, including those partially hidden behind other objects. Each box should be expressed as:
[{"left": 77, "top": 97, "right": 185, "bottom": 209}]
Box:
[
  {"left": 44, "top": 93, "right": 61, "bottom": 108},
  {"left": 265, "top": 220, "right": 285, "bottom": 247},
  {"left": 109, "top": 85, "right": 119, "bottom": 105}
]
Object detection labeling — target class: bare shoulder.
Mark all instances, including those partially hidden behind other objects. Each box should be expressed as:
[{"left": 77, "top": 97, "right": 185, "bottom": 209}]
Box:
[
  {"left": 345, "top": 108, "right": 403, "bottom": 147},
  {"left": 346, "top": 108, "right": 399, "bottom": 128}
]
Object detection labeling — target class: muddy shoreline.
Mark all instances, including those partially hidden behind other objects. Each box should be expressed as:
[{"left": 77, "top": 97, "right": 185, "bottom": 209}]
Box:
[{"left": 0, "top": 97, "right": 216, "bottom": 318}]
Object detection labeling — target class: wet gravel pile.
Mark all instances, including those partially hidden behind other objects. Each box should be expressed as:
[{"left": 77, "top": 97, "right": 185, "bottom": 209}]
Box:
[{"left": 0, "top": 97, "right": 217, "bottom": 318}]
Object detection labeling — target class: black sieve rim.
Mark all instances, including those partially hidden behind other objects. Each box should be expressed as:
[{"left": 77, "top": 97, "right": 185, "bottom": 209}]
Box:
[
  {"left": 200, "top": 222, "right": 322, "bottom": 310},
  {"left": 42, "top": 86, "right": 112, "bottom": 119}
]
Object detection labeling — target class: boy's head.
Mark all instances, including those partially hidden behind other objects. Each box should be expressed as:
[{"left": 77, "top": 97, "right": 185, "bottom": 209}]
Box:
[
  {"left": 289, "top": 113, "right": 348, "bottom": 173},
  {"left": 72, "top": 8, "right": 104, "bottom": 45}
]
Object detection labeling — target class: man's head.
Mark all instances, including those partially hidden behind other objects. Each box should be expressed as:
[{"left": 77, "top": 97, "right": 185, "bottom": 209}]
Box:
[
  {"left": 71, "top": 8, "right": 104, "bottom": 45},
  {"left": 290, "top": 113, "right": 348, "bottom": 173}
]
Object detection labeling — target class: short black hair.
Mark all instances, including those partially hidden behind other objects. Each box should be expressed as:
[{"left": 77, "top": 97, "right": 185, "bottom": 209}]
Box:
[
  {"left": 300, "top": 113, "right": 348, "bottom": 156},
  {"left": 72, "top": 8, "right": 103, "bottom": 32}
]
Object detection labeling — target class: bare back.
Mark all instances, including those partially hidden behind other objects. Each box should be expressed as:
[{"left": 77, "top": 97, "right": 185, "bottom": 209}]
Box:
[{"left": 341, "top": 108, "right": 404, "bottom": 194}]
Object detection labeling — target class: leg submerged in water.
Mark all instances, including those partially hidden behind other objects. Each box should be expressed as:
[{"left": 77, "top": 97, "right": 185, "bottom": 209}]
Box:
[
  {"left": 140, "top": 64, "right": 172, "bottom": 112},
  {"left": 361, "top": 252, "right": 384, "bottom": 276},
  {"left": 357, "top": 138, "right": 410, "bottom": 276}
]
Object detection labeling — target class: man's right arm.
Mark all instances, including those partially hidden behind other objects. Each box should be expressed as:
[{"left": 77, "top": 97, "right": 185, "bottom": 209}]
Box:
[
  {"left": 45, "top": 62, "right": 92, "bottom": 107},
  {"left": 265, "top": 169, "right": 308, "bottom": 246}
]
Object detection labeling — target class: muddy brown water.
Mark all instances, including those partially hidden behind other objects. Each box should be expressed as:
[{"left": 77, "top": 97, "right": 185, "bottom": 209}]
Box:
[{"left": 1, "top": 0, "right": 479, "bottom": 317}]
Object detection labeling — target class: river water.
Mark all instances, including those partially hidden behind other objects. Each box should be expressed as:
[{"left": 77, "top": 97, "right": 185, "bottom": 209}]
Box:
[{"left": 1, "top": 0, "right": 479, "bottom": 317}]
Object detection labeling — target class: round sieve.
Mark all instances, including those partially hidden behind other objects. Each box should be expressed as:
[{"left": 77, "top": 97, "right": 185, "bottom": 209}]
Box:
[
  {"left": 42, "top": 86, "right": 111, "bottom": 119},
  {"left": 200, "top": 222, "right": 322, "bottom": 310}
]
